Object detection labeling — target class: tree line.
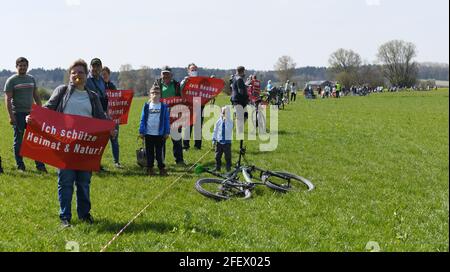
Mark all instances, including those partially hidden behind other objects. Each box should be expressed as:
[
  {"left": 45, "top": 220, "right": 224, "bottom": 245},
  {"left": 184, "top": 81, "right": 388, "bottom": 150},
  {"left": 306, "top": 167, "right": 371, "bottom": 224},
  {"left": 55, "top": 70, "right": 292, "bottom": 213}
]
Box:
[
  {"left": 324, "top": 40, "right": 448, "bottom": 89},
  {"left": 0, "top": 39, "right": 448, "bottom": 97},
  {"left": 0, "top": 66, "right": 330, "bottom": 97}
]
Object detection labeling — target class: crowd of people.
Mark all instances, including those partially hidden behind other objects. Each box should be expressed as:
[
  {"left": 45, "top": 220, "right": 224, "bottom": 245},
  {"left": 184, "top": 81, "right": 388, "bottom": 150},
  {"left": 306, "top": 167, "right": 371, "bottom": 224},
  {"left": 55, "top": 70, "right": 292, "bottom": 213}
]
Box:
[
  {"left": 303, "top": 82, "right": 343, "bottom": 99},
  {"left": 0, "top": 57, "right": 254, "bottom": 228},
  {"left": 388, "top": 85, "right": 438, "bottom": 92},
  {"left": 262, "top": 79, "right": 298, "bottom": 107},
  {"left": 301, "top": 83, "right": 439, "bottom": 98},
  {"left": 302, "top": 83, "right": 386, "bottom": 98}
]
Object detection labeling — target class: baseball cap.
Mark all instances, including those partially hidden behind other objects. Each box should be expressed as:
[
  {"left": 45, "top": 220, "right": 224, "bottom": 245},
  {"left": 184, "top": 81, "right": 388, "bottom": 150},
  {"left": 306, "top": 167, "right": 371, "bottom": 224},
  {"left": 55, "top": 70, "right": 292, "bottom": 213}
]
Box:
[
  {"left": 91, "top": 58, "right": 102, "bottom": 66},
  {"left": 161, "top": 65, "right": 172, "bottom": 74}
]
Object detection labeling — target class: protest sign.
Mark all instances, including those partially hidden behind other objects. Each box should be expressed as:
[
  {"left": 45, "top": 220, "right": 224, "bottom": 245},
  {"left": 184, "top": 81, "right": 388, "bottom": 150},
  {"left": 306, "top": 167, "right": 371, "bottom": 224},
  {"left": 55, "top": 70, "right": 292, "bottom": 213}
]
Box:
[
  {"left": 20, "top": 105, "right": 115, "bottom": 172},
  {"left": 107, "top": 89, "right": 134, "bottom": 125}
]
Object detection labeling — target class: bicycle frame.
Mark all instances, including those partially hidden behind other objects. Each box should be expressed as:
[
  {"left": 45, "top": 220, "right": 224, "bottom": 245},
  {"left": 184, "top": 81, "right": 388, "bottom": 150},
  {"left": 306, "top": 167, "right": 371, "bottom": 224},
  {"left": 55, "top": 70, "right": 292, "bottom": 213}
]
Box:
[
  {"left": 206, "top": 140, "right": 293, "bottom": 185},
  {"left": 195, "top": 140, "right": 314, "bottom": 200}
]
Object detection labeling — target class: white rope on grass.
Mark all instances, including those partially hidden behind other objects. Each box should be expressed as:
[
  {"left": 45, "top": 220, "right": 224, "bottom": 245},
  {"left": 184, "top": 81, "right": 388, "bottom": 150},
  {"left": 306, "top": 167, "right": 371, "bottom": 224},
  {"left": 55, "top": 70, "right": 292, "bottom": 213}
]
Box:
[{"left": 100, "top": 149, "right": 212, "bottom": 252}]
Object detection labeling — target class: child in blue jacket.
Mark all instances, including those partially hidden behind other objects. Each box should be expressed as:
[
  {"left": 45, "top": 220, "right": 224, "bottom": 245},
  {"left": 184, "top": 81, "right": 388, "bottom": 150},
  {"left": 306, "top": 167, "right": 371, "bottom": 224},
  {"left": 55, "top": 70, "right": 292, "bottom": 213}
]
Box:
[
  {"left": 139, "top": 86, "right": 171, "bottom": 176},
  {"left": 212, "top": 106, "right": 234, "bottom": 172}
]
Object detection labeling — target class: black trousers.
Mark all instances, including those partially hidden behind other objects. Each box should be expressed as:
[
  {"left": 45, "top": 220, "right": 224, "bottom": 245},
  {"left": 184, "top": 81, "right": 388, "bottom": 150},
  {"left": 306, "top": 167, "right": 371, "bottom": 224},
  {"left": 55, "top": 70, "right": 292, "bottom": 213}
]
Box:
[
  {"left": 290, "top": 93, "right": 297, "bottom": 101},
  {"left": 144, "top": 135, "right": 165, "bottom": 169},
  {"left": 183, "top": 106, "right": 204, "bottom": 149},
  {"left": 183, "top": 124, "right": 202, "bottom": 149},
  {"left": 163, "top": 127, "right": 184, "bottom": 164},
  {"left": 215, "top": 143, "right": 232, "bottom": 170}
]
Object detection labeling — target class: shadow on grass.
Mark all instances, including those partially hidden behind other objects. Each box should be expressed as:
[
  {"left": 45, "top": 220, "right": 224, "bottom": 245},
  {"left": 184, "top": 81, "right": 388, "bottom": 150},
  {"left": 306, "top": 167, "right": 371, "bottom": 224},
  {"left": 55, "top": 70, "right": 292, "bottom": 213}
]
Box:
[
  {"left": 93, "top": 164, "right": 199, "bottom": 179},
  {"left": 277, "top": 130, "right": 296, "bottom": 136},
  {"left": 96, "top": 218, "right": 176, "bottom": 234},
  {"left": 95, "top": 218, "right": 223, "bottom": 238}
]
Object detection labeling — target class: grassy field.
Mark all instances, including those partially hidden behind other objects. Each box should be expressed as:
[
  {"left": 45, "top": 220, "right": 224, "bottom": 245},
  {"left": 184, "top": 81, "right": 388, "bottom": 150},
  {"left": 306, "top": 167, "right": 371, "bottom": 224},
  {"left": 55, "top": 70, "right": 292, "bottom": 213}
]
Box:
[{"left": 0, "top": 90, "right": 448, "bottom": 252}]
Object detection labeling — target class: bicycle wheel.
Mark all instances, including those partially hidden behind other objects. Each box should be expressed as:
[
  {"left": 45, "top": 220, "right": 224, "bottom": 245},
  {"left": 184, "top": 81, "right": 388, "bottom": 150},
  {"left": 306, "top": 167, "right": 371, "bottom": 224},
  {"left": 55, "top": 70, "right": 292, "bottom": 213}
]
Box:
[
  {"left": 265, "top": 171, "right": 314, "bottom": 192},
  {"left": 257, "top": 111, "right": 266, "bottom": 133},
  {"left": 251, "top": 109, "right": 267, "bottom": 133},
  {"left": 195, "top": 178, "right": 252, "bottom": 201},
  {"left": 241, "top": 168, "right": 285, "bottom": 193}
]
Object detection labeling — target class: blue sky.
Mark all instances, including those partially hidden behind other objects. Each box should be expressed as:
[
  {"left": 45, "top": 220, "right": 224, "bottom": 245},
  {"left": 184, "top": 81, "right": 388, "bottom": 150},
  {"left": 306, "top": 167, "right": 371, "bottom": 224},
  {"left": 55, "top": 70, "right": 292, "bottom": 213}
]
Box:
[{"left": 0, "top": 0, "right": 448, "bottom": 71}]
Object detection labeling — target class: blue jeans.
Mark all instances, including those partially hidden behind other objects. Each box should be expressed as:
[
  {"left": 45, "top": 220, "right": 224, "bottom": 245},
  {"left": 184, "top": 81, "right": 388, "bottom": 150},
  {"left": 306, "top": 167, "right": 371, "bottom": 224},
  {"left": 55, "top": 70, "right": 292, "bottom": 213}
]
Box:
[
  {"left": 57, "top": 169, "right": 92, "bottom": 221},
  {"left": 13, "top": 112, "right": 45, "bottom": 168},
  {"left": 110, "top": 126, "right": 120, "bottom": 164}
]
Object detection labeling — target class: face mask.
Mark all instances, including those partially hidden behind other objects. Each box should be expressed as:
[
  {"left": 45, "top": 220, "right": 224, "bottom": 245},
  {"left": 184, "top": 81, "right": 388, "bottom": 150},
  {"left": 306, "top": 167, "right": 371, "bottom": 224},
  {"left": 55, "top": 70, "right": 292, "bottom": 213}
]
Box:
[{"left": 189, "top": 71, "right": 198, "bottom": 77}]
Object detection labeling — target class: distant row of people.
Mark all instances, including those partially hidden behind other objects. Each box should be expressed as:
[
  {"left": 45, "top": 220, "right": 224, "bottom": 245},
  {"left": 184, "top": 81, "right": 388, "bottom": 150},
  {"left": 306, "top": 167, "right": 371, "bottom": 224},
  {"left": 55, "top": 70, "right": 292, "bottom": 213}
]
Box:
[
  {"left": 389, "top": 85, "right": 438, "bottom": 92},
  {"left": 304, "top": 83, "right": 343, "bottom": 99}
]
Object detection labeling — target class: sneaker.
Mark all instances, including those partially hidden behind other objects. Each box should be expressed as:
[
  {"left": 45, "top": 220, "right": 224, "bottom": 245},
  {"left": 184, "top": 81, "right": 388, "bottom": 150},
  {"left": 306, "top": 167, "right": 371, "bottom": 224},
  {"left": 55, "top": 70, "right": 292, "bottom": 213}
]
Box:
[
  {"left": 159, "top": 168, "right": 168, "bottom": 176},
  {"left": 37, "top": 165, "right": 48, "bottom": 173},
  {"left": 80, "top": 214, "right": 94, "bottom": 225},
  {"left": 61, "top": 219, "right": 71, "bottom": 228},
  {"left": 114, "top": 163, "right": 123, "bottom": 169},
  {"left": 176, "top": 161, "right": 188, "bottom": 167},
  {"left": 147, "top": 168, "right": 155, "bottom": 176},
  {"left": 17, "top": 165, "right": 26, "bottom": 173}
]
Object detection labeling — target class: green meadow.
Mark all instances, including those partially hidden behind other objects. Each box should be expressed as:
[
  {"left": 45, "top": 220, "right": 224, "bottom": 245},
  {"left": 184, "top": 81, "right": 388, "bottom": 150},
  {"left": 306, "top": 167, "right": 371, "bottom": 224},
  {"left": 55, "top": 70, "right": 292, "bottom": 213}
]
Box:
[{"left": 0, "top": 90, "right": 448, "bottom": 252}]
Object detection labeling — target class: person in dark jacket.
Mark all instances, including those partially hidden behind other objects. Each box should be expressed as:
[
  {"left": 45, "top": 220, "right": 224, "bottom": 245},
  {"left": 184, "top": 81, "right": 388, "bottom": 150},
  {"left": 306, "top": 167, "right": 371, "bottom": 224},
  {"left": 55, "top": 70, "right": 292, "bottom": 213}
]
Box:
[
  {"left": 101, "top": 66, "right": 121, "bottom": 168},
  {"left": 230, "top": 66, "right": 249, "bottom": 108},
  {"left": 230, "top": 66, "right": 249, "bottom": 135},
  {"left": 102, "top": 66, "right": 117, "bottom": 90},
  {"left": 86, "top": 58, "right": 110, "bottom": 171},
  {"left": 31, "top": 59, "right": 116, "bottom": 228},
  {"left": 86, "top": 58, "right": 108, "bottom": 112}
]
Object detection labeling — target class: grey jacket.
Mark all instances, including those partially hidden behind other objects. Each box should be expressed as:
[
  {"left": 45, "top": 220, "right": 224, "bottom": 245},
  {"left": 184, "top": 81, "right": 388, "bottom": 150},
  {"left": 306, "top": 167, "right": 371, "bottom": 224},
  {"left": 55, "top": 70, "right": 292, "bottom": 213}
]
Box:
[{"left": 44, "top": 84, "right": 107, "bottom": 120}]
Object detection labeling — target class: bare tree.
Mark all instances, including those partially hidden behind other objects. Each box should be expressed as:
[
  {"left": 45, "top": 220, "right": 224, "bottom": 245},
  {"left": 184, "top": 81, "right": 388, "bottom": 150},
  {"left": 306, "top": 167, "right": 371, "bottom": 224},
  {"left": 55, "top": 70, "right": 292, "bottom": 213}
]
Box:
[
  {"left": 358, "top": 64, "right": 386, "bottom": 88},
  {"left": 377, "top": 40, "right": 418, "bottom": 87},
  {"left": 135, "top": 66, "right": 153, "bottom": 96},
  {"left": 328, "top": 48, "right": 362, "bottom": 73},
  {"left": 118, "top": 64, "right": 135, "bottom": 90},
  {"left": 328, "top": 49, "right": 362, "bottom": 87},
  {"left": 274, "top": 55, "right": 296, "bottom": 83},
  {"left": 222, "top": 70, "right": 234, "bottom": 96}
]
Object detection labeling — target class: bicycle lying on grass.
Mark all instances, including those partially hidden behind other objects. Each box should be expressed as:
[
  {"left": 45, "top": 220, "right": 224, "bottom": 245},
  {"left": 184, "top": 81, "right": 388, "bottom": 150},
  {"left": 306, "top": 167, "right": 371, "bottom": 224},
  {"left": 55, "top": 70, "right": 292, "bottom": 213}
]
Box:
[{"left": 194, "top": 141, "right": 314, "bottom": 200}]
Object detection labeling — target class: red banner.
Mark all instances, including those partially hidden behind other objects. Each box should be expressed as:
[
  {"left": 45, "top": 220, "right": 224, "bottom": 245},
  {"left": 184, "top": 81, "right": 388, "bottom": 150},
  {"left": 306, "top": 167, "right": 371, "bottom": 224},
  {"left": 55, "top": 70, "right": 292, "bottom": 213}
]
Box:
[
  {"left": 161, "top": 77, "right": 224, "bottom": 126},
  {"left": 181, "top": 77, "right": 224, "bottom": 105},
  {"left": 107, "top": 89, "right": 134, "bottom": 125},
  {"left": 20, "top": 105, "right": 115, "bottom": 172}
]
